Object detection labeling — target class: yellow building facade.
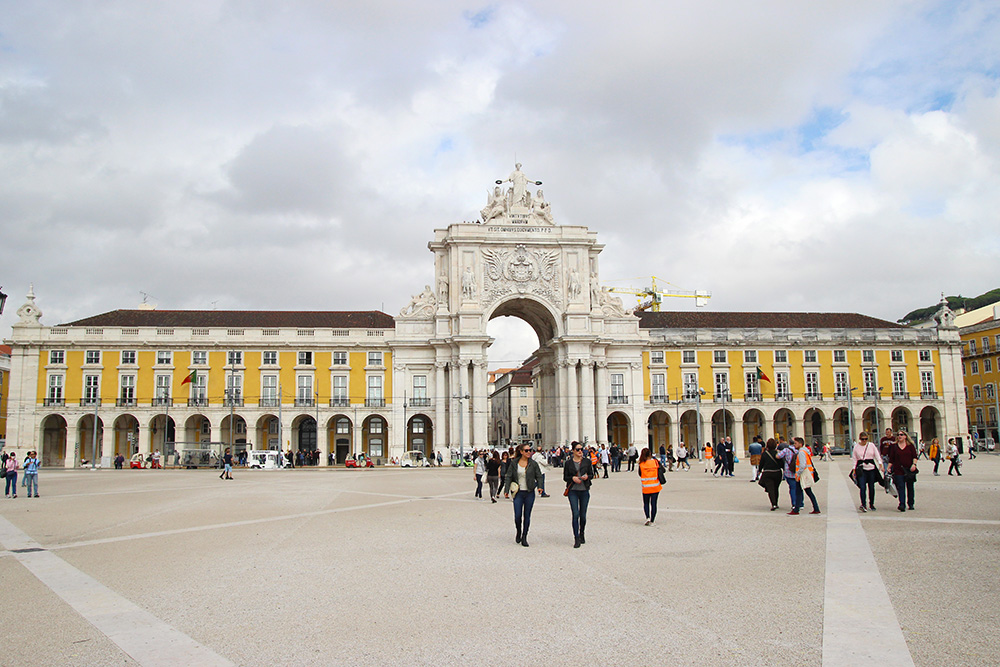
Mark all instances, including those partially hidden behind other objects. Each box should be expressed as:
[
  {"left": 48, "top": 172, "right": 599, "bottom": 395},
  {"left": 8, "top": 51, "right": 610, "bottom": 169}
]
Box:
[{"left": 960, "top": 306, "right": 1000, "bottom": 447}]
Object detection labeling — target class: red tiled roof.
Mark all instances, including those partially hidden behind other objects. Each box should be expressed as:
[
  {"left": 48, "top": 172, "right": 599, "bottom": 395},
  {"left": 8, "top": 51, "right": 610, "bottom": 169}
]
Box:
[
  {"left": 0, "top": 344, "right": 11, "bottom": 354},
  {"left": 637, "top": 311, "right": 904, "bottom": 329},
  {"left": 60, "top": 310, "right": 396, "bottom": 329}
]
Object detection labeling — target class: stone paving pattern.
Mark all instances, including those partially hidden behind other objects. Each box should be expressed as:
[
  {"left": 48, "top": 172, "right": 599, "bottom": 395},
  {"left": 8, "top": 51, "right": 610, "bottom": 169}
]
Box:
[{"left": 1, "top": 455, "right": 997, "bottom": 666}]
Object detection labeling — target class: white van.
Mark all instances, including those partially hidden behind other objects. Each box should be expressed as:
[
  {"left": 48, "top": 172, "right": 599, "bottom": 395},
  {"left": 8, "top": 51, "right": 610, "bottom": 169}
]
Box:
[{"left": 247, "top": 450, "right": 284, "bottom": 469}]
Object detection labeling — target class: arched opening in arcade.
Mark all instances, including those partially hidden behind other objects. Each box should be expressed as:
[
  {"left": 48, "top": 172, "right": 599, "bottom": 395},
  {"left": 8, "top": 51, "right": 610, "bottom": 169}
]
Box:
[
  {"left": 862, "top": 407, "right": 884, "bottom": 436},
  {"left": 221, "top": 414, "right": 248, "bottom": 455},
  {"left": 184, "top": 414, "right": 210, "bottom": 447},
  {"left": 40, "top": 414, "right": 67, "bottom": 467},
  {"left": 329, "top": 415, "right": 353, "bottom": 464},
  {"left": 680, "top": 410, "right": 700, "bottom": 450},
  {"left": 293, "top": 415, "right": 316, "bottom": 455},
  {"left": 711, "top": 409, "right": 735, "bottom": 442},
  {"left": 646, "top": 410, "right": 669, "bottom": 452},
  {"left": 803, "top": 408, "right": 825, "bottom": 446},
  {"left": 149, "top": 414, "right": 176, "bottom": 458},
  {"left": 406, "top": 414, "right": 433, "bottom": 457},
  {"left": 743, "top": 409, "right": 765, "bottom": 448},
  {"left": 113, "top": 414, "right": 139, "bottom": 458},
  {"left": 255, "top": 414, "right": 281, "bottom": 451},
  {"left": 919, "top": 406, "right": 941, "bottom": 445},
  {"left": 77, "top": 414, "right": 105, "bottom": 466},
  {"left": 486, "top": 306, "right": 545, "bottom": 449},
  {"left": 833, "top": 407, "right": 853, "bottom": 449},
  {"left": 607, "top": 412, "right": 630, "bottom": 449},
  {"left": 773, "top": 408, "right": 795, "bottom": 443},
  {"left": 891, "top": 407, "right": 912, "bottom": 435},
  {"left": 363, "top": 415, "right": 387, "bottom": 462}
]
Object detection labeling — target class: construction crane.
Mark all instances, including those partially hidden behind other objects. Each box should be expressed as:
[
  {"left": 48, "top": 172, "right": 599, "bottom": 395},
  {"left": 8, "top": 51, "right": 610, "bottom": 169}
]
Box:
[{"left": 607, "top": 276, "right": 711, "bottom": 312}]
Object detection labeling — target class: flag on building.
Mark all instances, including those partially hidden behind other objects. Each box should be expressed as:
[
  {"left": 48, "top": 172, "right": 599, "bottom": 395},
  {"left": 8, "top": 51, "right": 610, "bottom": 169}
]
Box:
[
  {"left": 181, "top": 370, "right": 197, "bottom": 386},
  {"left": 756, "top": 367, "right": 771, "bottom": 383}
]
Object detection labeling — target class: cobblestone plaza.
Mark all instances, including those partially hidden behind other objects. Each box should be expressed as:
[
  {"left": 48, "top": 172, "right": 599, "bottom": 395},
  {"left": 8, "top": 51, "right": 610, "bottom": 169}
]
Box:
[{"left": 1, "top": 456, "right": 997, "bottom": 666}]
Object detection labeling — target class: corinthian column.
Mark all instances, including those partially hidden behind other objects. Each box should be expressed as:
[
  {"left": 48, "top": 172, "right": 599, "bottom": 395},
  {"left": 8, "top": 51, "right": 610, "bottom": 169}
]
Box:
[
  {"left": 581, "top": 359, "right": 597, "bottom": 445},
  {"left": 567, "top": 359, "right": 580, "bottom": 442}
]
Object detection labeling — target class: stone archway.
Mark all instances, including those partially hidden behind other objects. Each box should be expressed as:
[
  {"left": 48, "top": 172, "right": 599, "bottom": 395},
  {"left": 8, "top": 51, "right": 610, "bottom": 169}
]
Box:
[
  {"left": 773, "top": 408, "right": 795, "bottom": 442},
  {"left": 647, "top": 410, "right": 669, "bottom": 452},
  {"left": 330, "top": 415, "right": 353, "bottom": 464},
  {"left": 803, "top": 408, "right": 825, "bottom": 444},
  {"left": 406, "top": 414, "right": 433, "bottom": 457},
  {"left": 919, "top": 406, "right": 940, "bottom": 444},
  {"left": 113, "top": 414, "right": 139, "bottom": 458},
  {"left": 607, "top": 412, "right": 630, "bottom": 449},
  {"left": 40, "top": 414, "right": 68, "bottom": 467},
  {"left": 892, "top": 407, "right": 912, "bottom": 434},
  {"left": 743, "top": 409, "right": 765, "bottom": 445}
]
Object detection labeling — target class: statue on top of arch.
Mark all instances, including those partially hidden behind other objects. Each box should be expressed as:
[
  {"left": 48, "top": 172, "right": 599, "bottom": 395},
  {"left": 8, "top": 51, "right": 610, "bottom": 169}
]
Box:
[{"left": 480, "top": 163, "right": 555, "bottom": 225}]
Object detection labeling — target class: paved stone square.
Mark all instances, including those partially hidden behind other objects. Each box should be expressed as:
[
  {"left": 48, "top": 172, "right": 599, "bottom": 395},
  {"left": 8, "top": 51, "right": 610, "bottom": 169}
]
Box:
[{"left": 1, "top": 455, "right": 998, "bottom": 666}]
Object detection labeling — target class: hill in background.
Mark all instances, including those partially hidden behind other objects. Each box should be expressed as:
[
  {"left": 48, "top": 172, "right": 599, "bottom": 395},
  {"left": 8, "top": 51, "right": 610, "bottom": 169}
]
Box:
[{"left": 899, "top": 288, "right": 1000, "bottom": 325}]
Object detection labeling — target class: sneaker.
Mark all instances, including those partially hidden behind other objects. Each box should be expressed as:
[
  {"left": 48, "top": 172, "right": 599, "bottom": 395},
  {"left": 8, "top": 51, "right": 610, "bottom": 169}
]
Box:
[
  {"left": 809, "top": 510, "right": 821, "bottom": 515},
  {"left": 908, "top": 506, "right": 914, "bottom": 511},
  {"left": 897, "top": 506, "right": 906, "bottom": 512},
  {"left": 787, "top": 510, "right": 799, "bottom": 515},
  {"left": 644, "top": 519, "right": 651, "bottom": 526},
  {"left": 860, "top": 506, "right": 867, "bottom": 512},
  {"left": 771, "top": 505, "right": 778, "bottom": 511},
  {"left": 870, "top": 505, "right": 876, "bottom": 511}
]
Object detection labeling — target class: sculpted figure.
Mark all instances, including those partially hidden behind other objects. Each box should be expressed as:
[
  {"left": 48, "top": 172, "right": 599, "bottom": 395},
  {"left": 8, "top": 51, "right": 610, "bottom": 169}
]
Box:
[
  {"left": 400, "top": 285, "right": 436, "bottom": 317},
  {"left": 462, "top": 266, "right": 477, "bottom": 300},
  {"left": 534, "top": 189, "right": 554, "bottom": 224},
  {"left": 590, "top": 270, "right": 601, "bottom": 308},
  {"left": 438, "top": 271, "right": 449, "bottom": 304},
  {"left": 568, "top": 268, "right": 582, "bottom": 300},
  {"left": 480, "top": 186, "right": 506, "bottom": 222},
  {"left": 496, "top": 162, "right": 540, "bottom": 207}
]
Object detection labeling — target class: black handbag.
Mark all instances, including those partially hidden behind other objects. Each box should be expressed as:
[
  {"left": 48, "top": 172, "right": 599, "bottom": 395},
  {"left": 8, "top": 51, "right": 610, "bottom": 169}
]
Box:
[{"left": 656, "top": 460, "right": 667, "bottom": 485}]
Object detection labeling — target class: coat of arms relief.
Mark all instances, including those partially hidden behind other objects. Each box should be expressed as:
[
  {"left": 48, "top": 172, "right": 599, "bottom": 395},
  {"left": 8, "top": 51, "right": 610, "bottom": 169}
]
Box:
[{"left": 481, "top": 244, "right": 561, "bottom": 307}]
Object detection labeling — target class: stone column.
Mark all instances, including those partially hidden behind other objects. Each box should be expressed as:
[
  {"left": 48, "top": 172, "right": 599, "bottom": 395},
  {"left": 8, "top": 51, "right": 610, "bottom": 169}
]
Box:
[
  {"left": 435, "top": 361, "right": 447, "bottom": 460},
  {"left": 826, "top": 414, "right": 838, "bottom": 451},
  {"left": 557, "top": 359, "right": 570, "bottom": 447},
  {"left": 595, "top": 361, "right": 609, "bottom": 446},
  {"left": 318, "top": 418, "right": 330, "bottom": 466},
  {"left": 473, "top": 359, "right": 488, "bottom": 450},
  {"left": 567, "top": 359, "right": 580, "bottom": 442},
  {"left": 580, "top": 360, "right": 597, "bottom": 445},
  {"left": 733, "top": 418, "right": 745, "bottom": 458},
  {"left": 448, "top": 360, "right": 460, "bottom": 452}
]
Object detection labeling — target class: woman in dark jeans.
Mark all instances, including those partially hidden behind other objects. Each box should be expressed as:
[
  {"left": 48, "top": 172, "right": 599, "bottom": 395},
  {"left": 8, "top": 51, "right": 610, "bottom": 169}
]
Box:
[
  {"left": 503, "top": 443, "right": 542, "bottom": 547},
  {"left": 563, "top": 441, "right": 595, "bottom": 548},
  {"left": 757, "top": 438, "right": 784, "bottom": 511},
  {"left": 851, "top": 431, "right": 883, "bottom": 512},
  {"left": 888, "top": 431, "right": 919, "bottom": 512},
  {"left": 485, "top": 451, "right": 501, "bottom": 503}
]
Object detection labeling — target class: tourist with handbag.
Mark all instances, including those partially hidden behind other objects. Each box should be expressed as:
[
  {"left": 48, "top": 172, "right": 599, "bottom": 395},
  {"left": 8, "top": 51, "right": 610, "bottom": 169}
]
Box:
[
  {"left": 888, "top": 431, "right": 919, "bottom": 512},
  {"left": 793, "top": 437, "right": 821, "bottom": 515},
  {"left": 504, "top": 443, "right": 542, "bottom": 546},
  {"left": 851, "top": 431, "right": 884, "bottom": 512},
  {"left": 637, "top": 447, "right": 662, "bottom": 526},
  {"left": 563, "top": 441, "right": 594, "bottom": 548},
  {"left": 757, "top": 439, "right": 784, "bottom": 511}
]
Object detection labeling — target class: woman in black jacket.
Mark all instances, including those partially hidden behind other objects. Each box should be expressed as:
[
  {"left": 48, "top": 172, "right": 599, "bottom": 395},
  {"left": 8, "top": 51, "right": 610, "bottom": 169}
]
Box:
[
  {"left": 563, "top": 441, "right": 595, "bottom": 548},
  {"left": 757, "top": 438, "right": 784, "bottom": 511},
  {"left": 503, "top": 443, "right": 542, "bottom": 547}
]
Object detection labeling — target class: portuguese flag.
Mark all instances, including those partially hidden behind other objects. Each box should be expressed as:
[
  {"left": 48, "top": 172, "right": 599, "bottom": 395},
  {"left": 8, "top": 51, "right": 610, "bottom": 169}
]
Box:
[
  {"left": 181, "top": 370, "right": 198, "bottom": 386},
  {"left": 756, "top": 367, "right": 771, "bottom": 383}
]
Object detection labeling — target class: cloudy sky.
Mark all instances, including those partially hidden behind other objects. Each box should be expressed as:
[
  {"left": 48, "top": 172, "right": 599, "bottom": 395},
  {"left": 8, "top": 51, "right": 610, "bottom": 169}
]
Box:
[{"left": 2, "top": 1, "right": 998, "bottom": 367}]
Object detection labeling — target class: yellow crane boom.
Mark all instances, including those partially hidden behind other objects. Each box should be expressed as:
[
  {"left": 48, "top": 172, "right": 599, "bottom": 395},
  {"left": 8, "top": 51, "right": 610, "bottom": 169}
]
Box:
[{"left": 607, "top": 276, "right": 711, "bottom": 312}]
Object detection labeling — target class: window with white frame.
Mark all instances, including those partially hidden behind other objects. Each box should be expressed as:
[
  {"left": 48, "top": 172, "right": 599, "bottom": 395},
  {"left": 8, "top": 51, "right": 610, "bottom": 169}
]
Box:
[
  {"left": 155, "top": 374, "right": 171, "bottom": 399},
  {"left": 369, "top": 417, "right": 383, "bottom": 434},
  {"left": 862, "top": 349, "right": 874, "bottom": 364},
  {"left": 892, "top": 370, "right": 906, "bottom": 395},
  {"left": 235, "top": 418, "right": 246, "bottom": 435},
  {"left": 774, "top": 350, "right": 787, "bottom": 363},
  {"left": 744, "top": 350, "right": 757, "bottom": 364},
  {"left": 713, "top": 350, "right": 727, "bottom": 363},
  {"left": 412, "top": 417, "right": 425, "bottom": 434},
  {"left": 744, "top": 371, "right": 759, "bottom": 398},
  {"left": 156, "top": 350, "right": 172, "bottom": 365},
  {"left": 973, "top": 385, "right": 982, "bottom": 400},
  {"left": 336, "top": 418, "right": 350, "bottom": 434},
  {"left": 297, "top": 375, "right": 313, "bottom": 400},
  {"left": 833, "top": 350, "right": 846, "bottom": 363},
  {"left": 227, "top": 350, "right": 243, "bottom": 366},
  {"left": 682, "top": 350, "right": 696, "bottom": 364},
  {"left": 333, "top": 376, "right": 348, "bottom": 402},
  {"left": 804, "top": 350, "right": 817, "bottom": 363},
  {"left": 651, "top": 373, "right": 665, "bottom": 399},
  {"left": 262, "top": 350, "right": 278, "bottom": 365},
  {"left": 891, "top": 349, "right": 903, "bottom": 362},
  {"left": 298, "top": 351, "right": 313, "bottom": 366},
  {"left": 863, "top": 369, "right": 877, "bottom": 394},
  {"left": 202, "top": 419, "right": 212, "bottom": 435},
  {"left": 192, "top": 350, "right": 207, "bottom": 365},
  {"left": 610, "top": 373, "right": 625, "bottom": 402},
  {"left": 834, "top": 371, "right": 848, "bottom": 397},
  {"left": 651, "top": 350, "right": 664, "bottom": 364},
  {"left": 683, "top": 372, "right": 698, "bottom": 399},
  {"left": 120, "top": 374, "right": 135, "bottom": 402},
  {"left": 919, "top": 350, "right": 931, "bottom": 362},
  {"left": 333, "top": 351, "right": 347, "bottom": 365},
  {"left": 84, "top": 350, "right": 100, "bottom": 365},
  {"left": 262, "top": 375, "right": 278, "bottom": 401},
  {"left": 971, "top": 360, "right": 979, "bottom": 374},
  {"left": 121, "top": 350, "right": 137, "bottom": 365},
  {"left": 969, "top": 340, "right": 977, "bottom": 354},
  {"left": 519, "top": 387, "right": 527, "bottom": 397},
  {"left": 975, "top": 407, "right": 984, "bottom": 424},
  {"left": 775, "top": 371, "right": 789, "bottom": 397},
  {"left": 805, "top": 371, "right": 819, "bottom": 396},
  {"left": 985, "top": 358, "right": 993, "bottom": 373},
  {"left": 49, "top": 350, "right": 65, "bottom": 365},
  {"left": 714, "top": 371, "right": 729, "bottom": 397},
  {"left": 48, "top": 374, "right": 64, "bottom": 400},
  {"left": 368, "top": 351, "right": 383, "bottom": 366},
  {"left": 520, "top": 405, "right": 528, "bottom": 417},
  {"left": 367, "top": 375, "right": 383, "bottom": 401},
  {"left": 412, "top": 375, "right": 427, "bottom": 402},
  {"left": 986, "top": 383, "right": 995, "bottom": 400},
  {"left": 227, "top": 373, "right": 242, "bottom": 399},
  {"left": 985, "top": 337, "right": 991, "bottom": 351},
  {"left": 192, "top": 372, "right": 207, "bottom": 400},
  {"left": 520, "top": 422, "right": 529, "bottom": 438},
  {"left": 991, "top": 406, "right": 998, "bottom": 424}
]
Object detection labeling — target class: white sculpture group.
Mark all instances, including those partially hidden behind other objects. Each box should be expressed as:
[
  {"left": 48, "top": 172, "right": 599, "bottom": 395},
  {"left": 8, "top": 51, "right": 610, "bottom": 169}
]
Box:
[{"left": 481, "top": 163, "right": 554, "bottom": 225}]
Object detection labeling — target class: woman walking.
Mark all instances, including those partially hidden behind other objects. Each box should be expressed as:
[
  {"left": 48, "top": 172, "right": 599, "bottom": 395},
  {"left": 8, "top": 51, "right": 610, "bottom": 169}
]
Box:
[
  {"left": 757, "top": 438, "right": 784, "bottom": 511},
  {"left": 499, "top": 450, "right": 511, "bottom": 498},
  {"left": 929, "top": 438, "right": 942, "bottom": 476},
  {"left": 485, "top": 451, "right": 501, "bottom": 503},
  {"left": 637, "top": 447, "right": 662, "bottom": 525},
  {"left": 4, "top": 451, "right": 19, "bottom": 498},
  {"left": 946, "top": 439, "right": 962, "bottom": 476},
  {"left": 563, "top": 441, "right": 594, "bottom": 548},
  {"left": 888, "top": 431, "right": 919, "bottom": 511},
  {"left": 504, "top": 443, "right": 542, "bottom": 546},
  {"left": 793, "top": 437, "right": 821, "bottom": 514},
  {"left": 23, "top": 451, "right": 40, "bottom": 498},
  {"left": 851, "top": 431, "right": 883, "bottom": 512},
  {"left": 473, "top": 451, "right": 486, "bottom": 499}
]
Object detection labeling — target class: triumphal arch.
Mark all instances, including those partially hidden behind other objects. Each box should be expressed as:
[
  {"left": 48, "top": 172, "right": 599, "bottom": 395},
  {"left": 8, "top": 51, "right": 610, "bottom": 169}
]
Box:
[{"left": 394, "top": 164, "right": 648, "bottom": 451}]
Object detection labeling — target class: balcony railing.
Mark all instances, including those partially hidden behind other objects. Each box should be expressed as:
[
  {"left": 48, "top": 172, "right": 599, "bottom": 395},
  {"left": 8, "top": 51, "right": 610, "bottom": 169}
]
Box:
[
  {"left": 44, "top": 397, "right": 65, "bottom": 407},
  {"left": 892, "top": 391, "right": 909, "bottom": 400},
  {"left": 408, "top": 397, "right": 431, "bottom": 408},
  {"left": 81, "top": 397, "right": 101, "bottom": 407},
  {"left": 804, "top": 392, "right": 823, "bottom": 401},
  {"left": 329, "top": 397, "right": 350, "bottom": 408},
  {"left": 223, "top": 397, "right": 244, "bottom": 407},
  {"left": 864, "top": 391, "right": 881, "bottom": 400},
  {"left": 116, "top": 397, "right": 136, "bottom": 407},
  {"left": 608, "top": 395, "right": 629, "bottom": 405},
  {"left": 921, "top": 391, "right": 938, "bottom": 399},
  {"left": 712, "top": 392, "right": 732, "bottom": 403},
  {"left": 188, "top": 397, "right": 209, "bottom": 407},
  {"left": 834, "top": 391, "right": 850, "bottom": 400},
  {"left": 295, "top": 397, "right": 315, "bottom": 408},
  {"left": 649, "top": 394, "right": 669, "bottom": 404},
  {"left": 744, "top": 393, "right": 762, "bottom": 402},
  {"left": 775, "top": 392, "right": 793, "bottom": 401},
  {"left": 365, "top": 398, "right": 385, "bottom": 408},
  {"left": 152, "top": 397, "right": 173, "bottom": 407},
  {"left": 259, "top": 398, "right": 281, "bottom": 408}
]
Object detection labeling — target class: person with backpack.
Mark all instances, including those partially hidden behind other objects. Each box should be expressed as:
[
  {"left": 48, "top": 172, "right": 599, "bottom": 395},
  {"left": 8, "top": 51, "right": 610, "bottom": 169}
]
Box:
[
  {"left": 781, "top": 440, "right": 800, "bottom": 514},
  {"left": 793, "top": 437, "right": 821, "bottom": 515},
  {"left": 23, "top": 451, "right": 40, "bottom": 498},
  {"left": 757, "top": 439, "right": 784, "bottom": 511}
]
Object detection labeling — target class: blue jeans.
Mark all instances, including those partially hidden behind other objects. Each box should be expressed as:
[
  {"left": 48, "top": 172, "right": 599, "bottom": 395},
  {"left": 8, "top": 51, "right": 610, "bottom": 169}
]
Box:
[
  {"left": 474, "top": 473, "right": 483, "bottom": 497},
  {"left": 642, "top": 491, "right": 659, "bottom": 522},
  {"left": 857, "top": 468, "right": 877, "bottom": 507},
  {"left": 25, "top": 473, "right": 38, "bottom": 496},
  {"left": 786, "top": 477, "right": 800, "bottom": 509},
  {"left": 567, "top": 489, "right": 589, "bottom": 538},
  {"left": 5, "top": 472, "right": 17, "bottom": 496},
  {"left": 513, "top": 490, "right": 535, "bottom": 531},
  {"left": 893, "top": 474, "right": 915, "bottom": 509}
]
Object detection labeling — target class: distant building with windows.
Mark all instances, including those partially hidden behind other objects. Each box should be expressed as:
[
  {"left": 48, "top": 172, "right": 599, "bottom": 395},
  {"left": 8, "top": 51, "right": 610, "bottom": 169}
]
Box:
[
  {"left": 959, "top": 303, "right": 1000, "bottom": 446},
  {"left": 489, "top": 359, "right": 541, "bottom": 448}
]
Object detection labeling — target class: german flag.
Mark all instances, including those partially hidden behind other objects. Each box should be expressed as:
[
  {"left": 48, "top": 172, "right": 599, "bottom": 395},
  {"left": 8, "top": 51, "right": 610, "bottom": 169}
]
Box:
[{"left": 756, "top": 367, "right": 771, "bottom": 383}]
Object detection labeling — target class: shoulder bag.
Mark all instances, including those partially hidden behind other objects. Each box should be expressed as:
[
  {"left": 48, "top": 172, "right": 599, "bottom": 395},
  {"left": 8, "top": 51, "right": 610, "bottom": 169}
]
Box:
[{"left": 656, "top": 460, "right": 667, "bottom": 485}]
